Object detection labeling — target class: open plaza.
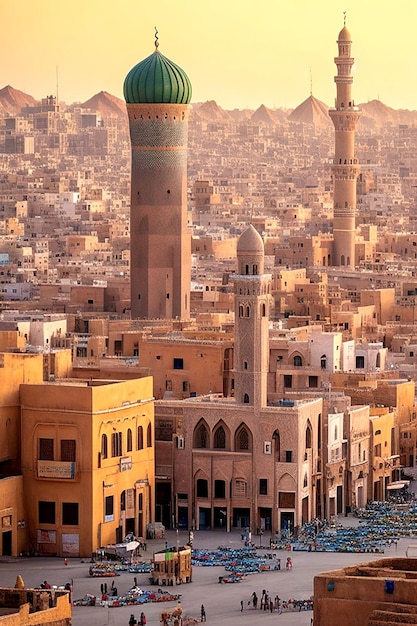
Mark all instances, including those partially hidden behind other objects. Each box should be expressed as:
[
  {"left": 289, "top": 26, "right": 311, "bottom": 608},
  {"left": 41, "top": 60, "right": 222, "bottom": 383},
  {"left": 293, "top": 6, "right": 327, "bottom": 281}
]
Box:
[{"left": 0, "top": 518, "right": 413, "bottom": 626}]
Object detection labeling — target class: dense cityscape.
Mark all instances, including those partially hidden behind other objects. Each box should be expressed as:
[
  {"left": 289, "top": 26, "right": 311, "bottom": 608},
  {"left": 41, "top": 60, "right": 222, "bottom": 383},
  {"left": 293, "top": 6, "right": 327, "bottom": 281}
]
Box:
[{"left": 1, "top": 15, "right": 417, "bottom": 625}]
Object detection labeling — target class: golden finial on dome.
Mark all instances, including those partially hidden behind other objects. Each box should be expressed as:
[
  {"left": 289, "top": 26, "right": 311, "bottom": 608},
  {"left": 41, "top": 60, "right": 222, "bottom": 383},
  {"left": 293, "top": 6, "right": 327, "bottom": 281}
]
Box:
[
  {"left": 343, "top": 11, "right": 346, "bottom": 26},
  {"left": 155, "top": 26, "right": 159, "bottom": 50}
]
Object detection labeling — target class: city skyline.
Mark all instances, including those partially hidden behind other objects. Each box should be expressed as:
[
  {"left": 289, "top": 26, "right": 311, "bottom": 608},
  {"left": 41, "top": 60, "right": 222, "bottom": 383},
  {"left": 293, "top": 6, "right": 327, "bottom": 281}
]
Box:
[{"left": 2, "top": 0, "right": 416, "bottom": 111}]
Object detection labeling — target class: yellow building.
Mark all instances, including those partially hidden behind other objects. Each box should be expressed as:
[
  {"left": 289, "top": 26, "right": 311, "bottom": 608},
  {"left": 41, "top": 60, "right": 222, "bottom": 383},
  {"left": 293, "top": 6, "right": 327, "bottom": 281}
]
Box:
[
  {"left": 20, "top": 376, "right": 155, "bottom": 557},
  {"left": 0, "top": 351, "right": 44, "bottom": 557}
]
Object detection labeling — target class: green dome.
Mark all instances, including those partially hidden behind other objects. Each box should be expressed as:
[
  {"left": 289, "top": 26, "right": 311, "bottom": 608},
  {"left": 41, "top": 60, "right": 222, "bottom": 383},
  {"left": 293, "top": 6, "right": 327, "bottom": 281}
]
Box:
[{"left": 123, "top": 49, "right": 192, "bottom": 104}]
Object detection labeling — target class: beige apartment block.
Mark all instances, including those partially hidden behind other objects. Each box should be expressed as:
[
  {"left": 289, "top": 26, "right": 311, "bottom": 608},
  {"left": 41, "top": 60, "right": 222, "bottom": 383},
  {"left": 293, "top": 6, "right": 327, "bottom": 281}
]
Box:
[
  {"left": 0, "top": 352, "right": 44, "bottom": 556},
  {"left": 20, "top": 376, "right": 155, "bottom": 557}
]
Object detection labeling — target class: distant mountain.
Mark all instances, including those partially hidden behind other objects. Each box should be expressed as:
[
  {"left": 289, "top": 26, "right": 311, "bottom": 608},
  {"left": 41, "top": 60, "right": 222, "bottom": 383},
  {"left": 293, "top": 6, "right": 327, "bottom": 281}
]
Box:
[
  {"left": 358, "top": 99, "right": 417, "bottom": 127},
  {"left": 0, "top": 85, "right": 38, "bottom": 113},
  {"left": 251, "top": 104, "right": 281, "bottom": 124},
  {"left": 192, "top": 100, "right": 233, "bottom": 122},
  {"left": 1, "top": 85, "right": 417, "bottom": 128},
  {"left": 288, "top": 95, "right": 331, "bottom": 127},
  {"left": 226, "top": 108, "right": 253, "bottom": 122},
  {"left": 79, "top": 91, "right": 127, "bottom": 117}
]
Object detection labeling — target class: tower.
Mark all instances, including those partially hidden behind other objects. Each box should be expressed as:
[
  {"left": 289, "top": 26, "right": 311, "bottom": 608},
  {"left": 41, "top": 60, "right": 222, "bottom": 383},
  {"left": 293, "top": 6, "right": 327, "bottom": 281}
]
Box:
[
  {"left": 231, "top": 225, "right": 272, "bottom": 407},
  {"left": 124, "top": 34, "right": 192, "bottom": 319},
  {"left": 329, "top": 19, "right": 361, "bottom": 268}
]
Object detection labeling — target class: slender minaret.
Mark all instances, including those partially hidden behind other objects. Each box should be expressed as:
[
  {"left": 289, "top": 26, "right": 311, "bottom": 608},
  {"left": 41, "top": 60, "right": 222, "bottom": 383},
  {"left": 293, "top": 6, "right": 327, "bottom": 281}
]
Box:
[
  {"left": 329, "top": 17, "right": 361, "bottom": 268},
  {"left": 231, "top": 225, "right": 272, "bottom": 407},
  {"left": 124, "top": 31, "right": 192, "bottom": 319}
]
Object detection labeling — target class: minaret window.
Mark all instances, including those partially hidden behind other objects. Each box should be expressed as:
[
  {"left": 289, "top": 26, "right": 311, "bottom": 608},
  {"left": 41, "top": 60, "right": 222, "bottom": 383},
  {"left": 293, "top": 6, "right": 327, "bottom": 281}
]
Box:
[
  {"left": 261, "top": 303, "right": 266, "bottom": 317},
  {"left": 243, "top": 393, "right": 250, "bottom": 404},
  {"left": 244, "top": 361, "right": 248, "bottom": 370},
  {"left": 147, "top": 423, "right": 152, "bottom": 447},
  {"left": 246, "top": 305, "right": 250, "bottom": 317},
  {"left": 239, "top": 305, "right": 244, "bottom": 318},
  {"left": 214, "top": 426, "right": 226, "bottom": 449},
  {"left": 253, "top": 264, "right": 258, "bottom": 274},
  {"left": 127, "top": 428, "right": 132, "bottom": 452},
  {"left": 245, "top": 264, "right": 249, "bottom": 275},
  {"left": 320, "top": 355, "right": 327, "bottom": 369}
]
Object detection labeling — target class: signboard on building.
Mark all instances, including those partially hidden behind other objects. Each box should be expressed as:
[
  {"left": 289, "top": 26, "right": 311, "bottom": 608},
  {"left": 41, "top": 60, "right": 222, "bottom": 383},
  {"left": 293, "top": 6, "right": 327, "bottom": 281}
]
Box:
[
  {"left": 120, "top": 457, "right": 132, "bottom": 472},
  {"left": 37, "top": 529, "right": 56, "bottom": 544},
  {"left": 62, "top": 533, "right": 79, "bottom": 555},
  {"left": 37, "top": 460, "right": 75, "bottom": 479}
]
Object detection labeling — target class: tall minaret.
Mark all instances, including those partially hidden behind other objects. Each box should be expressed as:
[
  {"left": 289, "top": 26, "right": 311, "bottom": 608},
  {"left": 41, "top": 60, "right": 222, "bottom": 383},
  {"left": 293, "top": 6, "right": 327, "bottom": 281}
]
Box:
[
  {"left": 329, "top": 18, "right": 361, "bottom": 268},
  {"left": 231, "top": 225, "right": 272, "bottom": 407},
  {"left": 124, "top": 32, "right": 192, "bottom": 319}
]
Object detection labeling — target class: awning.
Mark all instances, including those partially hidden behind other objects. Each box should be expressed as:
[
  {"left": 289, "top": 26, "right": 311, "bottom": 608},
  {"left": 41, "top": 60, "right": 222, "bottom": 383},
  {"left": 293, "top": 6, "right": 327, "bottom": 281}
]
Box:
[{"left": 386, "top": 480, "right": 410, "bottom": 491}]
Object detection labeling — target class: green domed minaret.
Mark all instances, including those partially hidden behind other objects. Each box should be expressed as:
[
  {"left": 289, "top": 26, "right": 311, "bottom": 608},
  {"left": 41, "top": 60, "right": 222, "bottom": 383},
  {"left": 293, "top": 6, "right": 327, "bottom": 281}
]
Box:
[
  {"left": 124, "top": 31, "right": 192, "bottom": 320},
  {"left": 123, "top": 46, "right": 192, "bottom": 104}
]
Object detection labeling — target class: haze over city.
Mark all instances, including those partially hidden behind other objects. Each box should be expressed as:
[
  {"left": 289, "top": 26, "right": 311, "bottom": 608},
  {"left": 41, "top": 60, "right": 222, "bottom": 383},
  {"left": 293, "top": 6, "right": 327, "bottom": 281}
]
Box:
[{"left": 2, "top": 0, "right": 417, "bottom": 111}]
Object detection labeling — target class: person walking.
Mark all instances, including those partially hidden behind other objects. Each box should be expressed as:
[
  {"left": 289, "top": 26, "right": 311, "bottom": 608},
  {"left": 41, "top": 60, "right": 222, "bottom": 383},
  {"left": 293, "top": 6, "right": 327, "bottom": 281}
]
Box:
[
  {"left": 252, "top": 591, "right": 258, "bottom": 609},
  {"left": 139, "top": 612, "right": 146, "bottom": 625},
  {"left": 129, "top": 615, "right": 137, "bottom": 626},
  {"left": 201, "top": 604, "right": 206, "bottom": 622}
]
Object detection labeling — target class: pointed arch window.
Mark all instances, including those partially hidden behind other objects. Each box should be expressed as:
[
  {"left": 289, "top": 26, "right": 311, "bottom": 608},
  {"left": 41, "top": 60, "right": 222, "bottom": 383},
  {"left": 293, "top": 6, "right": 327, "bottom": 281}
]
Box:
[
  {"left": 293, "top": 355, "right": 302, "bottom": 367},
  {"left": 147, "top": 423, "right": 152, "bottom": 448},
  {"left": 238, "top": 428, "right": 249, "bottom": 450},
  {"left": 195, "top": 423, "right": 209, "bottom": 449},
  {"left": 273, "top": 430, "right": 280, "bottom": 461},
  {"left": 127, "top": 428, "right": 132, "bottom": 452},
  {"left": 305, "top": 424, "right": 312, "bottom": 449},
  {"left": 214, "top": 425, "right": 226, "bottom": 449},
  {"left": 243, "top": 393, "right": 250, "bottom": 404}
]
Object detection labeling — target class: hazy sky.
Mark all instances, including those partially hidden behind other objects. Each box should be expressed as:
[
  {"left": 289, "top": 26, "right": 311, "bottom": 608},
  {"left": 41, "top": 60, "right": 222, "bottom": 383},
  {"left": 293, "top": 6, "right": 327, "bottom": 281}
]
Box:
[{"left": 2, "top": 0, "right": 416, "bottom": 110}]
